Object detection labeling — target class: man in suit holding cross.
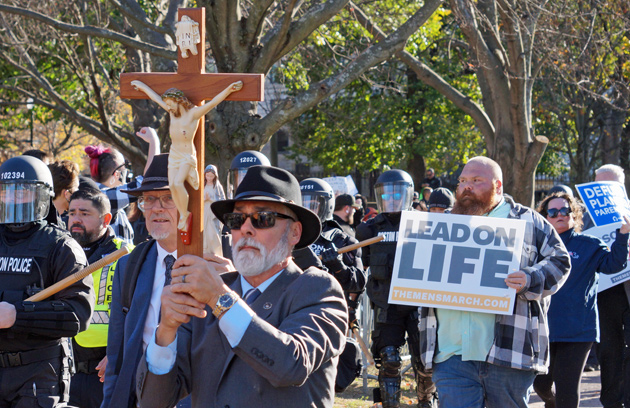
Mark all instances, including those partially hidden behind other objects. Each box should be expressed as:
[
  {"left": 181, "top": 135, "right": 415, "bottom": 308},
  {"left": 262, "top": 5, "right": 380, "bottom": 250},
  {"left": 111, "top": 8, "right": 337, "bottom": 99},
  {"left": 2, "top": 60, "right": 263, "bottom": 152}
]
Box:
[{"left": 136, "top": 166, "right": 348, "bottom": 408}]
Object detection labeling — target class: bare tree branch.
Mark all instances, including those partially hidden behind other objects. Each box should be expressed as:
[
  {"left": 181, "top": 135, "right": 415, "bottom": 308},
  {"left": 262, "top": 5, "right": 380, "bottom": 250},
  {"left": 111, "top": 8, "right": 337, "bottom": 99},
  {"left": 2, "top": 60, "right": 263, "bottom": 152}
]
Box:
[
  {"left": 253, "top": 0, "right": 349, "bottom": 73},
  {"left": 254, "top": 0, "right": 443, "bottom": 140},
  {"left": 348, "top": 1, "right": 496, "bottom": 143},
  {"left": 0, "top": 4, "right": 176, "bottom": 59}
]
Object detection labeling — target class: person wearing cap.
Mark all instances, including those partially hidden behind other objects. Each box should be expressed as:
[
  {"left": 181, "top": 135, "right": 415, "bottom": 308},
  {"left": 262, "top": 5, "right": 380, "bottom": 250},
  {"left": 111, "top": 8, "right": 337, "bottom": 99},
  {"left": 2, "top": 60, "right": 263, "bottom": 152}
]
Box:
[
  {"left": 427, "top": 187, "right": 455, "bottom": 213},
  {"left": 333, "top": 193, "right": 360, "bottom": 238},
  {"left": 136, "top": 166, "right": 348, "bottom": 408},
  {"left": 102, "top": 154, "right": 229, "bottom": 408}
]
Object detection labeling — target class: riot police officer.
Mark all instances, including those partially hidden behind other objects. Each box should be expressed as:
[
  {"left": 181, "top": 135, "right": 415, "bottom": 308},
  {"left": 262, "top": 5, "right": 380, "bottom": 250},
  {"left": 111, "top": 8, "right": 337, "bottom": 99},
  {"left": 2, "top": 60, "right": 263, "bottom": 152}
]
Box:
[
  {"left": 300, "top": 178, "right": 366, "bottom": 313},
  {"left": 226, "top": 150, "right": 271, "bottom": 199},
  {"left": 356, "top": 169, "right": 436, "bottom": 408},
  {"left": 0, "top": 155, "right": 94, "bottom": 407}
]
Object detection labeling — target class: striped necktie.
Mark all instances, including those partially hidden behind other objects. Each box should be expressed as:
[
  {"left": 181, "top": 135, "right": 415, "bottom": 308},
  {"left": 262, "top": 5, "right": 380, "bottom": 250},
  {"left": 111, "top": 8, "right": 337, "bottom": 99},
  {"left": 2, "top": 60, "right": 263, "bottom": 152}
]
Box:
[{"left": 243, "top": 288, "right": 261, "bottom": 305}]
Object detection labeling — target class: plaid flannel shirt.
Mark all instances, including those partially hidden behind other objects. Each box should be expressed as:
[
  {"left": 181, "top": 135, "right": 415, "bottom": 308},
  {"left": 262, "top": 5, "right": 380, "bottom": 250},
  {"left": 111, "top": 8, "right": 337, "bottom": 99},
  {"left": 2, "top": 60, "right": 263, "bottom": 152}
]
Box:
[
  {"left": 418, "top": 195, "right": 571, "bottom": 373},
  {"left": 98, "top": 177, "right": 142, "bottom": 245}
]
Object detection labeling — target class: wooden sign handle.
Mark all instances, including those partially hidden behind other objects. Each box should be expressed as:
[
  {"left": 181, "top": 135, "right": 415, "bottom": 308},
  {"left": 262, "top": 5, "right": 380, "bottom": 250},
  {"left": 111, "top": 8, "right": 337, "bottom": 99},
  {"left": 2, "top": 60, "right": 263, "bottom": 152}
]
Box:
[{"left": 25, "top": 247, "right": 131, "bottom": 302}]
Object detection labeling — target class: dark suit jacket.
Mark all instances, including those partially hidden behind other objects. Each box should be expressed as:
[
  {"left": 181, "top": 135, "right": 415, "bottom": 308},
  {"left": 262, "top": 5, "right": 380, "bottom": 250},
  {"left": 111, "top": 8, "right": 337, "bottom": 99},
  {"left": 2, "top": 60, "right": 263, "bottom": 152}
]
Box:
[
  {"left": 102, "top": 241, "right": 157, "bottom": 408},
  {"left": 136, "top": 261, "right": 348, "bottom": 408}
]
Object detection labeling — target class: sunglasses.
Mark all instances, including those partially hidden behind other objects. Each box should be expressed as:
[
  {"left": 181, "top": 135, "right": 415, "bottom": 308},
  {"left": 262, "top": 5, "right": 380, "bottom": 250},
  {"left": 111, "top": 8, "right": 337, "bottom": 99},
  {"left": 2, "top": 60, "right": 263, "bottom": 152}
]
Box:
[
  {"left": 547, "top": 207, "right": 572, "bottom": 218},
  {"left": 223, "top": 211, "right": 296, "bottom": 230},
  {"left": 381, "top": 193, "right": 402, "bottom": 200}
]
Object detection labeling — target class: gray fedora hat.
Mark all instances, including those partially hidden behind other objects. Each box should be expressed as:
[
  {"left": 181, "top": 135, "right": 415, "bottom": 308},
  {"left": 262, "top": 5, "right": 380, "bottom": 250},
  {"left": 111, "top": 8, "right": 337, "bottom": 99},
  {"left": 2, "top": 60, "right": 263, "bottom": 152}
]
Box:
[{"left": 211, "top": 165, "right": 321, "bottom": 249}]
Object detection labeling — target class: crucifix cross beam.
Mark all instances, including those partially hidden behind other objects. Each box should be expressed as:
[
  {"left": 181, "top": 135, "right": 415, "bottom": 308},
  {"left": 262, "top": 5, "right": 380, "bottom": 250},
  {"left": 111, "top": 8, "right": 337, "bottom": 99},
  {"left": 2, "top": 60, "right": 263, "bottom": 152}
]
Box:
[{"left": 120, "top": 7, "right": 264, "bottom": 257}]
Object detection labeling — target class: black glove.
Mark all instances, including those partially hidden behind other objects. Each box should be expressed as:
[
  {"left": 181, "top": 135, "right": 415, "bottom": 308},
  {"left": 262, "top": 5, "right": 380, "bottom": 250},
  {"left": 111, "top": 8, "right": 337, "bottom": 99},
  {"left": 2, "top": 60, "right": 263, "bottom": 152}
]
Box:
[{"left": 321, "top": 246, "right": 345, "bottom": 273}]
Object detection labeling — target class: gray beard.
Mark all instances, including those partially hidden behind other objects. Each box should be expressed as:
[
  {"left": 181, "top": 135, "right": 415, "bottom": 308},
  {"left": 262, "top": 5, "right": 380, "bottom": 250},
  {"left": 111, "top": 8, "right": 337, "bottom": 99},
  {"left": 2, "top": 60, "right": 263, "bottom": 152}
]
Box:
[
  {"left": 233, "top": 227, "right": 291, "bottom": 277},
  {"left": 150, "top": 230, "right": 171, "bottom": 241}
]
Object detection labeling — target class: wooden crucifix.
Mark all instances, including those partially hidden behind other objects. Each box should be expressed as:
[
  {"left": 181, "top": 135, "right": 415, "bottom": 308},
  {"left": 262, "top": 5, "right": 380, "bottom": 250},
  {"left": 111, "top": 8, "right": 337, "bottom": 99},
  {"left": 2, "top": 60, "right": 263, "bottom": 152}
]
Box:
[{"left": 120, "top": 8, "right": 264, "bottom": 257}]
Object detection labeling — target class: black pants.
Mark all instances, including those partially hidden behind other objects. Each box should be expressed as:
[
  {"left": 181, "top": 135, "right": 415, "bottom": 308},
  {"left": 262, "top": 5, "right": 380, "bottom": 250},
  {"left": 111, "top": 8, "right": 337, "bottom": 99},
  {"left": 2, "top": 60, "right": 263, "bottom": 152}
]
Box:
[
  {"left": 597, "top": 284, "right": 630, "bottom": 408},
  {"left": 0, "top": 357, "right": 66, "bottom": 408},
  {"left": 69, "top": 371, "right": 103, "bottom": 408},
  {"left": 533, "top": 341, "right": 593, "bottom": 408},
  {"left": 371, "top": 304, "right": 420, "bottom": 359}
]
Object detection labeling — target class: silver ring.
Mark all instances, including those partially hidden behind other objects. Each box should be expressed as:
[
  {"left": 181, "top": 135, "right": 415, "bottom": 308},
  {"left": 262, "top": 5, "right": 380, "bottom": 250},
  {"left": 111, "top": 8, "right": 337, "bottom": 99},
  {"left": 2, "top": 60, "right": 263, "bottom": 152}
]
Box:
[{"left": 182, "top": 275, "right": 186, "bottom": 284}]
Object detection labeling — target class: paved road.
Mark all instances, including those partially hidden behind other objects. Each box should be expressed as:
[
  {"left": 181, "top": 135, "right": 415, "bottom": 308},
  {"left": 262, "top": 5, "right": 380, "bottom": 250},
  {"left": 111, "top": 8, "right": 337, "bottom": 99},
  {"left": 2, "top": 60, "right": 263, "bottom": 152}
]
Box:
[{"left": 530, "top": 369, "right": 603, "bottom": 407}]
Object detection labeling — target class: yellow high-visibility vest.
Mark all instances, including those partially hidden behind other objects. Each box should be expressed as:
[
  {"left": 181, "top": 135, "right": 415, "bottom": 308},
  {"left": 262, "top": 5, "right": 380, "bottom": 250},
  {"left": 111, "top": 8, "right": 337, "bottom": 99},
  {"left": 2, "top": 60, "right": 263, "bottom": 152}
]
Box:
[{"left": 75, "top": 238, "right": 133, "bottom": 348}]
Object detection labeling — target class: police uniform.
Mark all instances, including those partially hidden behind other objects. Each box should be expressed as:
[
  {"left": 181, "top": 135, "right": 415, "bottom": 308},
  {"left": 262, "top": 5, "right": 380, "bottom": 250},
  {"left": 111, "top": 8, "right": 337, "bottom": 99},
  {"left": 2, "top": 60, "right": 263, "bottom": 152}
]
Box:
[
  {"left": 357, "top": 211, "right": 435, "bottom": 407},
  {"left": 0, "top": 221, "right": 93, "bottom": 407},
  {"left": 310, "top": 219, "right": 366, "bottom": 296},
  {"left": 70, "top": 228, "right": 131, "bottom": 408}
]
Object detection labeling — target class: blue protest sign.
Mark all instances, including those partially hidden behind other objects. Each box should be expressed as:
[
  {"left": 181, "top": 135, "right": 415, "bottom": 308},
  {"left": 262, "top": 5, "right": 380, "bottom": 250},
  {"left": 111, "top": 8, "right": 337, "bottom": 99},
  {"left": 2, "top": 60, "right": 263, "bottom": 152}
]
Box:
[{"left": 576, "top": 181, "right": 630, "bottom": 227}]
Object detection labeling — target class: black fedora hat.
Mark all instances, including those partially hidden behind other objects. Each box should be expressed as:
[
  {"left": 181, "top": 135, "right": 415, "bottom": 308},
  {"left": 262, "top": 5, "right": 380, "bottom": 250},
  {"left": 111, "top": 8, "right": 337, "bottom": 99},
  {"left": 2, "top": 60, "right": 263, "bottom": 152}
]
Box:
[
  {"left": 211, "top": 165, "right": 321, "bottom": 249},
  {"left": 121, "top": 153, "right": 170, "bottom": 196}
]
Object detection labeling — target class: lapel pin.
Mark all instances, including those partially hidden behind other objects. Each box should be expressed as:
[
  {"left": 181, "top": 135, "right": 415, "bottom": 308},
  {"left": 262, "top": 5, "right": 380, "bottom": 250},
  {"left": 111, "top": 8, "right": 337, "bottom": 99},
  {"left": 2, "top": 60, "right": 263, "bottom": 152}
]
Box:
[{"left": 263, "top": 302, "right": 272, "bottom": 310}]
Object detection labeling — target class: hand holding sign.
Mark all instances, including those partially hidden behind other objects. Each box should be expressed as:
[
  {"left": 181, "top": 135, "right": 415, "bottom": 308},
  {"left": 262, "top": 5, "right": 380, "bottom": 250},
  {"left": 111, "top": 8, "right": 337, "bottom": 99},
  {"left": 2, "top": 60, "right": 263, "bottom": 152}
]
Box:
[
  {"left": 505, "top": 271, "right": 527, "bottom": 293},
  {"left": 577, "top": 181, "right": 630, "bottom": 227},
  {"left": 389, "top": 211, "right": 527, "bottom": 315},
  {"left": 621, "top": 214, "right": 630, "bottom": 234}
]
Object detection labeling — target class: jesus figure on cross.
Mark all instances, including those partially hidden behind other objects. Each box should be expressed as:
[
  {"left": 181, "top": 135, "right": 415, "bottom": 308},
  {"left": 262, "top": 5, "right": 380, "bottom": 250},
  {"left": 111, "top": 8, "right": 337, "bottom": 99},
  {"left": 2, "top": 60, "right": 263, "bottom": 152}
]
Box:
[{"left": 131, "top": 79, "right": 243, "bottom": 232}]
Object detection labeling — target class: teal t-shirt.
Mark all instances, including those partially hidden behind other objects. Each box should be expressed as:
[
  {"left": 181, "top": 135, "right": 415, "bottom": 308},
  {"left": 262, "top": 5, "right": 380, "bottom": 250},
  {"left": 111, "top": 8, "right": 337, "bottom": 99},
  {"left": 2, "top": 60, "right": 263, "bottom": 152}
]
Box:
[{"left": 434, "top": 198, "right": 511, "bottom": 363}]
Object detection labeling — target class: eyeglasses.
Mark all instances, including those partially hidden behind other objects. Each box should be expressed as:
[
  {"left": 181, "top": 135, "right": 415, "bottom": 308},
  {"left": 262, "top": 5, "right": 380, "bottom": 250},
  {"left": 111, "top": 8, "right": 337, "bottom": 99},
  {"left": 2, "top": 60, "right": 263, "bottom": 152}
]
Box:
[
  {"left": 223, "top": 211, "right": 296, "bottom": 230},
  {"left": 381, "top": 193, "right": 402, "bottom": 200},
  {"left": 547, "top": 207, "right": 572, "bottom": 218},
  {"left": 112, "top": 160, "right": 131, "bottom": 175},
  {"left": 138, "top": 195, "right": 176, "bottom": 211}
]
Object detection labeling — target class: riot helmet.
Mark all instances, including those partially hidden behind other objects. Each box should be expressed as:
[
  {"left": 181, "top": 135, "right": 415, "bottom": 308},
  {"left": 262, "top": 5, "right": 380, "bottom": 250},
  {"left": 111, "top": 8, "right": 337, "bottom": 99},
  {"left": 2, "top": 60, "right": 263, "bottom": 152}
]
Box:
[
  {"left": 227, "top": 150, "right": 271, "bottom": 198},
  {"left": 0, "top": 156, "right": 54, "bottom": 224},
  {"left": 374, "top": 169, "right": 414, "bottom": 213},
  {"left": 300, "top": 178, "right": 334, "bottom": 222}
]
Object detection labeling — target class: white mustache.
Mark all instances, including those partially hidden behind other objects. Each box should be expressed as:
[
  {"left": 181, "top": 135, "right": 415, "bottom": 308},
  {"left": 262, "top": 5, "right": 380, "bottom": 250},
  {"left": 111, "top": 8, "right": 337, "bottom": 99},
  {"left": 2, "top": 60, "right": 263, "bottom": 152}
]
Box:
[{"left": 235, "top": 237, "right": 265, "bottom": 253}]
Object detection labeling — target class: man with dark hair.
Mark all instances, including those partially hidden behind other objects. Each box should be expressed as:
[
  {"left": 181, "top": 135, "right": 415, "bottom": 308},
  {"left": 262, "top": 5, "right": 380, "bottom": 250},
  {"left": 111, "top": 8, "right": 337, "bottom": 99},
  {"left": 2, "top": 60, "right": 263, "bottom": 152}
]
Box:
[
  {"left": 418, "top": 156, "right": 571, "bottom": 408},
  {"left": 333, "top": 193, "right": 360, "bottom": 238},
  {"left": 67, "top": 188, "right": 132, "bottom": 408},
  {"left": 22, "top": 149, "right": 53, "bottom": 165},
  {"left": 136, "top": 166, "right": 348, "bottom": 408}
]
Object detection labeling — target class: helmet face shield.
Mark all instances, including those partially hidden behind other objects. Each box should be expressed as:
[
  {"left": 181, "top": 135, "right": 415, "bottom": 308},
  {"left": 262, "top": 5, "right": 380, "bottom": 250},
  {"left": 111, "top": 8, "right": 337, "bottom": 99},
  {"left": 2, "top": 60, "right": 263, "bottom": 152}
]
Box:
[
  {"left": 0, "top": 182, "right": 51, "bottom": 224},
  {"left": 375, "top": 182, "right": 413, "bottom": 213},
  {"left": 227, "top": 168, "right": 249, "bottom": 199},
  {"left": 302, "top": 193, "right": 329, "bottom": 221}
]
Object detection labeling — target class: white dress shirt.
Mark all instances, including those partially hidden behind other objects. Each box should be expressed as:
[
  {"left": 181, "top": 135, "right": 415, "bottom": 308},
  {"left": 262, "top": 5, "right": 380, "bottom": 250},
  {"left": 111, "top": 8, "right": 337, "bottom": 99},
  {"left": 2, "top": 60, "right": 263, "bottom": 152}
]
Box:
[
  {"left": 142, "top": 243, "right": 177, "bottom": 352},
  {"left": 147, "top": 270, "right": 283, "bottom": 374}
]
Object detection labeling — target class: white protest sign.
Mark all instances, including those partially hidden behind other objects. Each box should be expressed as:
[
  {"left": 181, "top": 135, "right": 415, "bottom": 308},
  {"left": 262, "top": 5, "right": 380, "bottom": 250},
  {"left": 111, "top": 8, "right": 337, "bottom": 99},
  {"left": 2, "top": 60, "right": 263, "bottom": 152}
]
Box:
[
  {"left": 576, "top": 181, "right": 630, "bottom": 227},
  {"left": 323, "top": 176, "right": 358, "bottom": 196},
  {"left": 388, "top": 211, "right": 526, "bottom": 315},
  {"left": 583, "top": 224, "right": 630, "bottom": 291}
]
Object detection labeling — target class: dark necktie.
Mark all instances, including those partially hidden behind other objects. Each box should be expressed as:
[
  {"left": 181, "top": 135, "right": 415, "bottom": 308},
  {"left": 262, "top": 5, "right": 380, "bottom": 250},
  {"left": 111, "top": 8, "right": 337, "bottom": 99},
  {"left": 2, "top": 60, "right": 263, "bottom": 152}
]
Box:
[
  {"left": 164, "top": 255, "right": 175, "bottom": 286},
  {"left": 243, "top": 288, "right": 261, "bottom": 305}
]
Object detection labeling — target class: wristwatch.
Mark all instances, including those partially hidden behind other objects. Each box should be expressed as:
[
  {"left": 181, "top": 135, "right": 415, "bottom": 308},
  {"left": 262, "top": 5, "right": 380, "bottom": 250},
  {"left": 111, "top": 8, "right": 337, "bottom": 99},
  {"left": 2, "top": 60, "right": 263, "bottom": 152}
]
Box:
[{"left": 212, "top": 291, "right": 239, "bottom": 318}]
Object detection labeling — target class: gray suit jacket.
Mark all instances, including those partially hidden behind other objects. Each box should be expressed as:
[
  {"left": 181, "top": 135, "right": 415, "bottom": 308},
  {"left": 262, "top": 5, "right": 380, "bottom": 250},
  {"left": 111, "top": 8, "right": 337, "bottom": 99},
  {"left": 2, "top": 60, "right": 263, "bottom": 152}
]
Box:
[{"left": 136, "top": 261, "right": 348, "bottom": 408}]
